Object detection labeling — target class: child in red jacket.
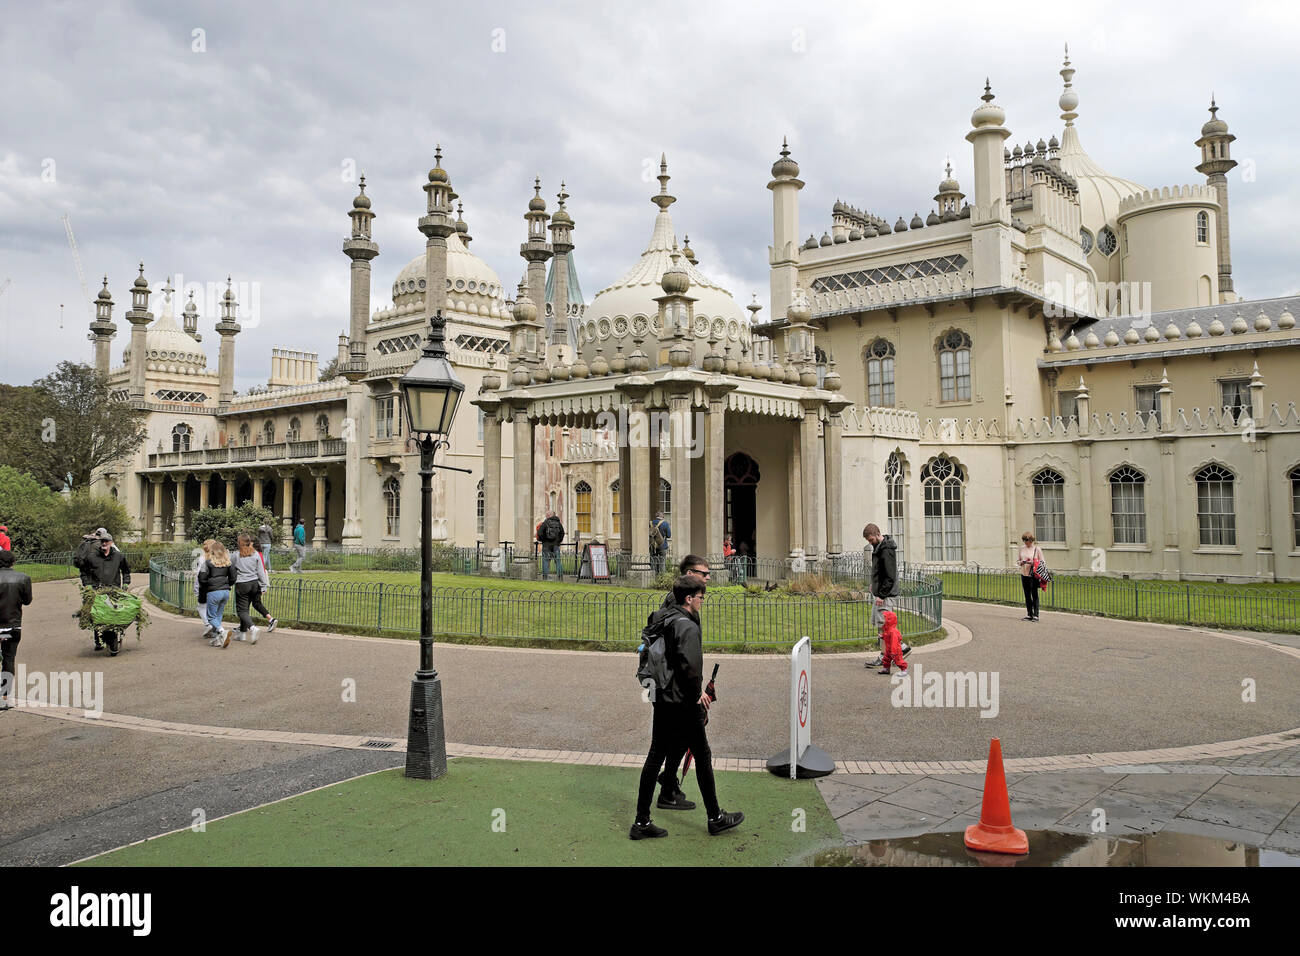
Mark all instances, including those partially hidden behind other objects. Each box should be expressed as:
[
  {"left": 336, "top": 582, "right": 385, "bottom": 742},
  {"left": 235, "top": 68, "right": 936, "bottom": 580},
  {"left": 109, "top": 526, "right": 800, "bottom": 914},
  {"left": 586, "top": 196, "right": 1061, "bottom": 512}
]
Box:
[{"left": 877, "top": 610, "right": 909, "bottom": 675}]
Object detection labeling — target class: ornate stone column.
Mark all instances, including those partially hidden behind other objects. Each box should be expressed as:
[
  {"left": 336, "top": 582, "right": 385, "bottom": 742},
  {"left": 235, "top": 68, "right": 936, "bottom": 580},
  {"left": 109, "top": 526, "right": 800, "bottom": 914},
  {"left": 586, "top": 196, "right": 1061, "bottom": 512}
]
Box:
[
  {"left": 667, "top": 389, "right": 692, "bottom": 560},
  {"left": 310, "top": 466, "right": 329, "bottom": 548},
  {"left": 149, "top": 476, "right": 165, "bottom": 542},
  {"left": 221, "top": 472, "right": 237, "bottom": 509},
  {"left": 618, "top": 438, "right": 632, "bottom": 555},
  {"left": 1078, "top": 441, "right": 1095, "bottom": 572},
  {"left": 788, "top": 424, "right": 803, "bottom": 555},
  {"left": 823, "top": 397, "right": 851, "bottom": 559},
  {"left": 623, "top": 383, "right": 653, "bottom": 577},
  {"left": 703, "top": 382, "right": 734, "bottom": 578},
  {"left": 171, "top": 474, "right": 187, "bottom": 543},
  {"left": 196, "top": 471, "right": 211, "bottom": 511},
  {"left": 278, "top": 468, "right": 296, "bottom": 538},
  {"left": 480, "top": 395, "right": 504, "bottom": 572},
  {"left": 800, "top": 399, "right": 823, "bottom": 562},
  {"left": 1159, "top": 440, "right": 1180, "bottom": 579},
  {"left": 340, "top": 382, "right": 366, "bottom": 544},
  {"left": 510, "top": 398, "right": 535, "bottom": 577},
  {"left": 250, "top": 470, "right": 265, "bottom": 509}
]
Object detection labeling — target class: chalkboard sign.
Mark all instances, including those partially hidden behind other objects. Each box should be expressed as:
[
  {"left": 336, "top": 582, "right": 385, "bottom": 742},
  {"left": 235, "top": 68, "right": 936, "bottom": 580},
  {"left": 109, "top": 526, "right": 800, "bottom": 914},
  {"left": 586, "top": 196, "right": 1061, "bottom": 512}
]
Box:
[{"left": 577, "top": 543, "right": 611, "bottom": 582}]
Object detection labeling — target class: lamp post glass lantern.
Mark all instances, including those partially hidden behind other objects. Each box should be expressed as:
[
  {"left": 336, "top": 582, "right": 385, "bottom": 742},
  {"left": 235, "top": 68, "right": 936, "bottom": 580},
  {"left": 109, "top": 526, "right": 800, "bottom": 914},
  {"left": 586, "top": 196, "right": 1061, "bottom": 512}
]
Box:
[{"left": 399, "top": 309, "right": 465, "bottom": 780}]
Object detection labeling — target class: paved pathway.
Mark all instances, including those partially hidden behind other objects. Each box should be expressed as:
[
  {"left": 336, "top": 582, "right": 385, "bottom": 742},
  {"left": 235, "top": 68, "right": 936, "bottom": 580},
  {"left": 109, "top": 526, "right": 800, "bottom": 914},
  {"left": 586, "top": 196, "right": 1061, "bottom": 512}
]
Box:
[{"left": 2, "top": 582, "right": 1297, "bottom": 863}]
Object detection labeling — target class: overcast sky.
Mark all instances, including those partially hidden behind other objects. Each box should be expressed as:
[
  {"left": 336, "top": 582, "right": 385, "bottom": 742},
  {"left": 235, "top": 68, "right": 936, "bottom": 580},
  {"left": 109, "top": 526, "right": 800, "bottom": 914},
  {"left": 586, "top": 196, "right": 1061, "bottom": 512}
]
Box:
[{"left": 2, "top": 0, "right": 1297, "bottom": 390}]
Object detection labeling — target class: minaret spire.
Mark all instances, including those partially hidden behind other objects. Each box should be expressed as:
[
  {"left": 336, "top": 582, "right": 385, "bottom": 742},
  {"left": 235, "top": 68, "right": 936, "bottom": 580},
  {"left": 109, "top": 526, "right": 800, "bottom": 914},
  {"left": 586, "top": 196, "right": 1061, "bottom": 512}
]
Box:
[{"left": 1059, "top": 44, "right": 1078, "bottom": 127}]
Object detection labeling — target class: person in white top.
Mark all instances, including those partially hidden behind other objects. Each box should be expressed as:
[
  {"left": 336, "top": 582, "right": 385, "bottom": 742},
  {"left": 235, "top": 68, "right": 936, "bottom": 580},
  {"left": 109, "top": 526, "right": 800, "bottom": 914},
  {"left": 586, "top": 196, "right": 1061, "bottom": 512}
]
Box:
[{"left": 1017, "top": 532, "right": 1044, "bottom": 622}]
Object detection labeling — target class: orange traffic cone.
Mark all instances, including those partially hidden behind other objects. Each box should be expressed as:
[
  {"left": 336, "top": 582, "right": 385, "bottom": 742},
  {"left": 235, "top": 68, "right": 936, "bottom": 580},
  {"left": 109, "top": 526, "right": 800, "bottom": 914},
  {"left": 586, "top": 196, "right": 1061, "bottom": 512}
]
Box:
[{"left": 963, "top": 738, "right": 1028, "bottom": 855}]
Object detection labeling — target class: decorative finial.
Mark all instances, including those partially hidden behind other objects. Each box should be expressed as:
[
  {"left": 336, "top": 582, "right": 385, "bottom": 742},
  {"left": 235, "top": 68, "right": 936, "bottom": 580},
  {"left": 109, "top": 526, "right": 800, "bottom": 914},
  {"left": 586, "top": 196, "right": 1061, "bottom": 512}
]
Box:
[
  {"left": 781, "top": 136, "right": 790, "bottom": 156},
  {"left": 945, "top": 160, "right": 953, "bottom": 178},
  {"left": 652, "top": 153, "right": 675, "bottom": 211},
  {"left": 1209, "top": 94, "right": 1218, "bottom": 117},
  {"left": 557, "top": 181, "right": 568, "bottom": 207},
  {"left": 162, "top": 277, "right": 174, "bottom": 304},
  {"left": 982, "top": 79, "right": 993, "bottom": 103},
  {"left": 434, "top": 144, "right": 442, "bottom": 165}
]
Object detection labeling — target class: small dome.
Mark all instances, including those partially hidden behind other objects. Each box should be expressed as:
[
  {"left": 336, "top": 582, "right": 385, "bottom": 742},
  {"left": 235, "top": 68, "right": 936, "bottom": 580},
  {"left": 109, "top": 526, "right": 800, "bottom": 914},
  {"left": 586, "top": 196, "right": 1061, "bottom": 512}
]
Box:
[
  {"left": 848, "top": 227, "right": 862, "bottom": 240},
  {"left": 1036, "top": 138, "right": 1047, "bottom": 153},
  {"left": 1231, "top": 313, "right": 1248, "bottom": 334},
  {"left": 428, "top": 147, "right": 450, "bottom": 184},
  {"left": 971, "top": 81, "right": 1006, "bottom": 128},
  {"left": 551, "top": 206, "right": 572, "bottom": 225},
  {"left": 771, "top": 139, "right": 800, "bottom": 179},
  {"left": 910, "top": 213, "right": 924, "bottom": 230},
  {"left": 863, "top": 222, "right": 878, "bottom": 237},
  {"left": 1084, "top": 331, "right": 1100, "bottom": 348},
  {"left": 353, "top": 177, "right": 371, "bottom": 209},
  {"left": 1012, "top": 144, "right": 1023, "bottom": 159},
  {"left": 1254, "top": 310, "right": 1271, "bottom": 332},
  {"left": 528, "top": 177, "right": 547, "bottom": 212},
  {"left": 1065, "top": 332, "right": 1081, "bottom": 350},
  {"left": 802, "top": 235, "right": 818, "bottom": 250},
  {"left": 819, "top": 233, "right": 832, "bottom": 247},
  {"left": 926, "top": 211, "right": 940, "bottom": 226},
  {"left": 1278, "top": 310, "right": 1295, "bottom": 330},
  {"left": 1123, "top": 327, "right": 1140, "bottom": 345},
  {"left": 1185, "top": 321, "right": 1203, "bottom": 338},
  {"left": 1201, "top": 102, "right": 1229, "bottom": 137},
  {"left": 660, "top": 251, "right": 691, "bottom": 295},
  {"left": 833, "top": 232, "right": 847, "bottom": 244},
  {"left": 1103, "top": 329, "right": 1119, "bottom": 346},
  {"left": 1048, "top": 134, "right": 1060, "bottom": 148},
  {"left": 1208, "top": 316, "right": 1225, "bottom": 336},
  {"left": 1143, "top": 325, "right": 1160, "bottom": 342},
  {"left": 97, "top": 278, "right": 113, "bottom": 301},
  {"left": 833, "top": 200, "right": 845, "bottom": 214},
  {"left": 894, "top": 216, "right": 908, "bottom": 232},
  {"left": 1164, "top": 323, "right": 1181, "bottom": 340},
  {"left": 133, "top": 265, "right": 149, "bottom": 290}
]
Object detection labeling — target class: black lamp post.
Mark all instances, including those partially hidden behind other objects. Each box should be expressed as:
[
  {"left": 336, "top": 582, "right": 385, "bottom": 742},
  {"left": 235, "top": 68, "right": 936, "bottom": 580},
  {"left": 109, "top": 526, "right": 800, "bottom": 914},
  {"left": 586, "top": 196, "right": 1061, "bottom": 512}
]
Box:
[{"left": 399, "top": 309, "right": 467, "bottom": 779}]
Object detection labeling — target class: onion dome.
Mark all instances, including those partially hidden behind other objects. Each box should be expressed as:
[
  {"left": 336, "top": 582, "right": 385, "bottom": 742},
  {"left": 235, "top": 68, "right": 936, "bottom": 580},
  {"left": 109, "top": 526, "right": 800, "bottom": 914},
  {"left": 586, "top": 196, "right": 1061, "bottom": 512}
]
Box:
[
  {"left": 681, "top": 235, "right": 697, "bottom": 265},
  {"left": 1254, "top": 310, "right": 1272, "bottom": 332},
  {"left": 660, "top": 247, "right": 691, "bottom": 295},
  {"left": 970, "top": 79, "right": 1006, "bottom": 128},
  {"left": 532, "top": 364, "right": 551, "bottom": 384},
  {"left": 570, "top": 355, "right": 589, "bottom": 378},
  {"left": 802, "top": 235, "right": 818, "bottom": 250},
  {"left": 787, "top": 285, "right": 812, "bottom": 324},
  {"left": 512, "top": 364, "right": 531, "bottom": 387},
  {"left": 133, "top": 263, "right": 149, "bottom": 290},
  {"left": 353, "top": 175, "right": 372, "bottom": 209},
  {"left": 97, "top": 276, "right": 113, "bottom": 302},
  {"left": 1185, "top": 320, "right": 1203, "bottom": 338},
  {"left": 482, "top": 358, "right": 502, "bottom": 391},
  {"left": 819, "top": 232, "right": 832, "bottom": 247},
  {"left": 1164, "top": 323, "right": 1181, "bottom": 340},
  {"left": 1036, "top": 138, "right": 1047, "bottom": 154},
  {"left": 822, "top": 358, "right": 841, "bottom": 392},
  {"left": 1103, "top": 329, "right": 1120, "bottom": 346},
  {"left": 848, "top": 227, "right": 863, "bottom": 240},
  {"left": 428, "top": 145, "right": 449, "bottom": 184},
  {"left": 833, "top": 231, "right": 847, "bottom": 244},
  {"left": 590, "top": 348, "right": 609, "bottom": 376},
  {"left": 610, "top": 345, "right": 628, "bottom": 374},
  {"left": 784, "top": 363, "right": 800, "bottom": 385},
  {"left": 1201, "top": 98, "right": 1229, "bottom": 137},
  {"left": 1047, "top": 332, "right": 1063, "bottom": 352},
  {"left": 910, "top": 212, "right": 924, "bottom": 229},
  {"left": 512, "top": 284, "right": 538, "bottom": 325},
  {"left": 1048, "top": 134, "right": 1060, "bottom": 149},
  {"left": 1084, "top": 331, "right": 1099, "bottom": 348},
  {"left": 771, "top": 138, "right": 800, "bottom": 179},
  {"left": 863, "top": 221, "right": 878, "bottom": 237},
  {"left": 1143, "top": 325, "right": 1160, "bottom": 342},
  {"left": 1231, "top": 312, "right": 1248, "bottom": 334},
  {"left": 1123, "top": 327, "right": 1140, "bottom": 345},
  {"left": 1065, "top": 332, "right": 1081, "bottom": 350},
  {"left": 528, "top": 176, "right": 547, "bottom": 211},
  {"left": 959, "top": 203, "right": 971, "bottom": 218},
  {"left": 894, "top": 216, "right": 908, "bottom": 232},
  {"left": 926, "top": 211, "right": 940, "bottom": 226},
  {"left": 1279, "top": 309, "right": 1295, "bottom": 330},
  {"left": 1012, "top": 144, "right": 1023, "bottom": 161},
  {"left": 1208, "top": 315, "right": 1225, "bottom": 336}
]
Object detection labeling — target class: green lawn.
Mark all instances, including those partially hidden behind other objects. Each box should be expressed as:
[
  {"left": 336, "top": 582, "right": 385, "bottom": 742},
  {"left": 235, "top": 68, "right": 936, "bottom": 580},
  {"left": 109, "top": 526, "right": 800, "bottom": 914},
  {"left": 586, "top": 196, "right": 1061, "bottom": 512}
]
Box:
[
  {"left": 78, "top": 758, "right": 842, "bottom": 867},
  {"left": 170, "top": 569, "right": 943, "bottom": 651},
  {"left": 941, "top": 570, "right": 1300, "bottom": 633},
  {"left": 16, "top": 563, "right": 78, "bottom": 583}
]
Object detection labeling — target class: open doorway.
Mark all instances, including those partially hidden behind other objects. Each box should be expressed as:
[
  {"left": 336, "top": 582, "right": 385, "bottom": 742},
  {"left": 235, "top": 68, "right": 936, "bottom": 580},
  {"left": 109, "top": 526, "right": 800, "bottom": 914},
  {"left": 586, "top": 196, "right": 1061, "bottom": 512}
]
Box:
[{"left": 725, "top": 452, "right": 760, "bottom": 574}]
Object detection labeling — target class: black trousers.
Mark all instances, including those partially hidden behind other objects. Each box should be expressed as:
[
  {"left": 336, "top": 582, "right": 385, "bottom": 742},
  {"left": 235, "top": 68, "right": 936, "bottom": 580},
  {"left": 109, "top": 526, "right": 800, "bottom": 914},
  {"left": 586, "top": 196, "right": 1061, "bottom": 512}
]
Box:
[
  {"left": 1021, "top": 575, "right": 1040, "bottom": 618},
  {"left": 234, "top": 581, "right": 272, "bottom": 632},
  {"left": 1, "top": 628, "right": 20, "bottom": 694},
  {"left": 637, "top": 702, "right": 719, "bottom": 821}
]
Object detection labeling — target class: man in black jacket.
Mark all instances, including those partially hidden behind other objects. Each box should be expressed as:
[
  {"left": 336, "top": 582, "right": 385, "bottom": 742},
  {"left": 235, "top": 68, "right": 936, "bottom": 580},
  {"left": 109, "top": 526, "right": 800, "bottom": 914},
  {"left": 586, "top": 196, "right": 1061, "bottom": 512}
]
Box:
[
  {"left": 0, "top": 550, "right": 33, "bottom": 710},
  {"left": 653, "top": 554, "right": 711, "bottom": 811},
  {"left": 537, "top": 511, "right": 564, "bottom": 580},
  {"left": 863, "top": 523, "right": 909, "bottom": 667},
  {"left": 630, "top": 575, "right": 743, "bottom": 840},
  {"left": 81, "top": 534, "right": 131, "bottom": 589}
]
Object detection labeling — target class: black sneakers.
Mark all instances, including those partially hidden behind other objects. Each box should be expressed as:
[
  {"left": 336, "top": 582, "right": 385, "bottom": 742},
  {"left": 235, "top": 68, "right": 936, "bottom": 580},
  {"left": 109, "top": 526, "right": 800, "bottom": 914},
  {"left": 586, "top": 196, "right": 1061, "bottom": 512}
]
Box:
[
  {"left": 708, "top": 810, "right": 744, "bottom": 835},
  {"left": 657, "top": 790, "right": 696, "bottom": 811},
  {"left": 901, "top": 643, "right": 912, "bottom": 657},
  {"left": 629, "top": 819, "right": 668, "bottom": 840}
]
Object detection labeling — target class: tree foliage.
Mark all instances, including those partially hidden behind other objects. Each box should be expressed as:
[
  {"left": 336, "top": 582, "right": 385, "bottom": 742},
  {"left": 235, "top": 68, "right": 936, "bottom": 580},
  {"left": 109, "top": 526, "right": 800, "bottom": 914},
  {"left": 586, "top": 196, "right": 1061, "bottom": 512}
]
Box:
[
  {"left": 0, "top": 466, "right": 134, "bottom": 553},
  {"left": 2, "top": 363, "right": 148, "bottom": 491},
  {"left": 188, "top": 502, "right": 280, "bottom": 551}
]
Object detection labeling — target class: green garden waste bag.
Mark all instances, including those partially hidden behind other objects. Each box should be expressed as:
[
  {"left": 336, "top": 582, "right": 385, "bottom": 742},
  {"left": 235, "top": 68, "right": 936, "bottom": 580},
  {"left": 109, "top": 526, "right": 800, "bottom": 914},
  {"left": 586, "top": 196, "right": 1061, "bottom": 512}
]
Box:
[{"left": 91, "top": 592, "right": 142, "bottom": 628}]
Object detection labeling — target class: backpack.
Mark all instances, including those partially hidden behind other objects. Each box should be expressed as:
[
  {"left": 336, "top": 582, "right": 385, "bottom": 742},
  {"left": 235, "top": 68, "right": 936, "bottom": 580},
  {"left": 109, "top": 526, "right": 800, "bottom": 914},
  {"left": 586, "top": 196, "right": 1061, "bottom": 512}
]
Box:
[
  {"left": 635, "top": 613, "right": 672, "bottom": 701},
  {"left": 649, "top": 521, "right": 665, "bottom": 552}
]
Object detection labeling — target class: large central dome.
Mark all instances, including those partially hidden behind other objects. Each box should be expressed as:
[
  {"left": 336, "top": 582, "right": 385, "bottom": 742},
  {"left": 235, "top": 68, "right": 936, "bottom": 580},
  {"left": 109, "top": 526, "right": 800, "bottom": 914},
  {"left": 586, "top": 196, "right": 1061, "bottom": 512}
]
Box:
[
  {"left": 576, "top": 157, "right": 751, "bottom": 363},
  {"left": 390, "top": 232, "right": 507, "bottom": 320}
]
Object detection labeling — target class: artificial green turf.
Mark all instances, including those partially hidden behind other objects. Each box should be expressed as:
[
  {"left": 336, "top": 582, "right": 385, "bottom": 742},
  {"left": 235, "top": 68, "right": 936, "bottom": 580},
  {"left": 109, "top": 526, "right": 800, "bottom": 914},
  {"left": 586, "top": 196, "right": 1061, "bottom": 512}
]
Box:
[{"left": 79, "top": 758, "right": 842, "bottom": 867}]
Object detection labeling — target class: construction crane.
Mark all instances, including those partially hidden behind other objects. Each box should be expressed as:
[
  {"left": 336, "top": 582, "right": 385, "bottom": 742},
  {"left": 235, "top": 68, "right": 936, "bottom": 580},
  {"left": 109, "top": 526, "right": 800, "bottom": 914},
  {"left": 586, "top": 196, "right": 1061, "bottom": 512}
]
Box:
[{"left": 61, "top": 213, "right": 95, "bottom": 323}]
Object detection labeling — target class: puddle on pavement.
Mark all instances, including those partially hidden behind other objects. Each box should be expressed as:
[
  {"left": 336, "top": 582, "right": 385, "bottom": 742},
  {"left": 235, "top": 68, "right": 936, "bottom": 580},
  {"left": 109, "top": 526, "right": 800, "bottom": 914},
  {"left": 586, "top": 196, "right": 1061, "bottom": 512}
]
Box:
[{"left": 805, "top": 830, "right": 1300, "bottom": 867}]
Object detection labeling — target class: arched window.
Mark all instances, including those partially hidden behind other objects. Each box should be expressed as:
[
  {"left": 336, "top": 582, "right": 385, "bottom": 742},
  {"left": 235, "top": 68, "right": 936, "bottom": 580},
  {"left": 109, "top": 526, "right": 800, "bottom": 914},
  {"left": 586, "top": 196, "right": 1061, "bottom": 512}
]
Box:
[
  {"left": 476, "top": 479, "right": 485, "bottom": 536},
  {"left": 1080, "top": 228, "right": 1094, "bottom": 254},
  {"left": 286, "top": 417, "right": 301, "bottom": 443},
  {"left": 262, "top": 420, "right": 276, "bottom": 445},
  {"left": 1290, "top": 466, "right": 1300, "bottom": 550},
  {"left": 1195, "top": 465, "right": 1235, "bottom": 547},
  {"left": 1098, "top": 225, "right": 1118, "bottom": 256},
  {"left": 610, "top": 479, "right": 621, "bottom": 537},
  {"left": 1196, "top": 211, "right": 1209, "bottom": 245},
  {"left": 814, "top": 346, "right": 827, "bottom": 388},
  {"left": 936, "top": 330, "right": 972, "bottom": 403},
  {"left": 922, "top": 456, "right": 964, "bottom": 562},
  {"left": 659, "top": 478, "right": 671, "bottom": 521},
  {"left": 1032, "top": 469, "right": 1066, "bottom": 543},
  {"left": 574, "top": 480, "right": 592, "bottom": 535},
  {"left": 239, "top": 423, "right": 250, "bottom": 446},
  {"left": 384, "top": 477, "right": 400, "bottom": 537},
  {"left": 865, "top": 339, "right": 896, "bottom": 407},
  {"left": 1110, "top": 466, "right": 1147, "bottom": 545},
  {"left": 316, "top": 413, "right": 330, "bottom": 439},
  {"left": 172, "top": 423, "right": 192, "bottom": 452},
  {"left": 886, "top": 452, "right": 904, "bottom": 550}
]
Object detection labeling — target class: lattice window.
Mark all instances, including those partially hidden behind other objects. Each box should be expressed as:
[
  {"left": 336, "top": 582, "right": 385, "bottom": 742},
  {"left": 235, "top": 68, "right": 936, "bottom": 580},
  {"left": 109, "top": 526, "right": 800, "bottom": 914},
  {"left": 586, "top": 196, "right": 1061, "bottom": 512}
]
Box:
[
  {"left": 865, "top": 339, "right": 895, "bottom": 407},
  {"left": 316, "top": 414, "right": 330, "bottom": 438},
  {"left": 936, "top": 330, "right": 972, "bottom": 403},
  {"left": 810, "top": 254, "right": 969, "bottom": 294},
  {"left": 1196, "top": 211, "right": 1209, "bottom": 245},
  {"left": 1032, "top": 469, "right": 1066, "bottom": 543},
  {"left": 1110, "top": 466, "right": 1147, "bottom": 545},
  {"left": 384, "top": 477, "right": 401, "bottom": 537},
  {"left": 574, "top": 480, "right": 592, "bottom": 535},
  {"left": 375, "top": 334, "right": 422, "bottom": 355},
  {"left": 154, "top": 389, "right": 208, "bottom": 404},
  {"left": 172, "top": 423, "right": 193, "bottom": 453},
  {"left": 263, "top": 420, "right": 276, "bottom": 444},
  {"left": 239, "top": 423, "right": 250, "bottom": 446},
  {"left": 287, "top": 417, "right": 301, "bottom": 443},
  {"left": 922, "top": 456, "right": 964, "bottom": 562},
  {"left": 1196, "top": 465, "right": 1235, "bottom": 547},
  {"left": 454, "top": 334, "right": 509, "bottom": 355}
]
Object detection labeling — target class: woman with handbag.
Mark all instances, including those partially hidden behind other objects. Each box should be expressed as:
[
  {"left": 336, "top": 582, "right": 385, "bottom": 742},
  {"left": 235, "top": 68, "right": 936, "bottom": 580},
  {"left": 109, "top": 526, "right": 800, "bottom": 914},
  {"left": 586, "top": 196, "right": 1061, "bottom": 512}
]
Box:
[{"left": 1017, "top": 532, "right": 1044, "bottom": 622}]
